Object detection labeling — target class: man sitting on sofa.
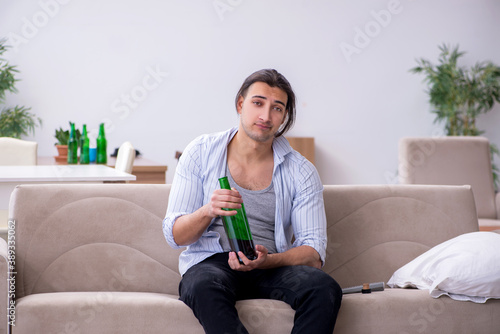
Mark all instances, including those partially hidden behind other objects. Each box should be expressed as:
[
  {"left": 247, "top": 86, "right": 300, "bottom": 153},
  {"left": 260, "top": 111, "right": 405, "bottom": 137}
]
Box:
[{"left": 163, "top": 68, "right": 342, "bottom": 334}]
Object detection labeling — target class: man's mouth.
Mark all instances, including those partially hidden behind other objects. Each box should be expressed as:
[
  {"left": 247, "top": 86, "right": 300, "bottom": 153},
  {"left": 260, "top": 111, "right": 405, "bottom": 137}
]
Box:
[{"left": 255, "top": 123, "right": 272, "bottom": 130}]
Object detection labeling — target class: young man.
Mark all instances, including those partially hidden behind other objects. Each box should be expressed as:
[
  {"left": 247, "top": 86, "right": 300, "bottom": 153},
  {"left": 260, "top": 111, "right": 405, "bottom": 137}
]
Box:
[{"left": 163, "top": 69, "right": 342, "bottom": 333}]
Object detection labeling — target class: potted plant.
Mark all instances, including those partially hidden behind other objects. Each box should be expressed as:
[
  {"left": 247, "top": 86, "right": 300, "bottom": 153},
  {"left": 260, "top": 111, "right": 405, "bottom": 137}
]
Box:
[
  {"left": 0, "top": 38, "right": 41, "bottom": 138},
  {"left": 54, "top": 127, "right": 69, "bottom": 162},
  {"left": 0, "top": 106, "right": 42, "bottom": 138},
  {"left": 54, "top": 123, "right": 80, "bottom": 163},
  {"left": 411, "top": 44, "right": 500, "bottom": 186}
]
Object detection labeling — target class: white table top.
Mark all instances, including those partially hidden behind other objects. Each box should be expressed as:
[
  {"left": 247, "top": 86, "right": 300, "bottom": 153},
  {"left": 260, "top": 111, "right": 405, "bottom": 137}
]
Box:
[{"left": 0, "top": 165, "right": 136, "bottom": 182}]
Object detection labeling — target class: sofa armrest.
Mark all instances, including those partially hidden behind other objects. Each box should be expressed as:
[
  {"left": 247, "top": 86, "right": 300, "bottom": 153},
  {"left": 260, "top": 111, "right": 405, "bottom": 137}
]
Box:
[{"left": 0, "top": 235, "right": 9, "bottom": 334}]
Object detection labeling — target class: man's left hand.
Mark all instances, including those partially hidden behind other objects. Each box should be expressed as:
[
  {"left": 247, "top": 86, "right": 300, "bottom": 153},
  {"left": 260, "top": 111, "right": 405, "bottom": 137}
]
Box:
[{"left": 228, "top": 244, "right": 268, "bottom": 271}]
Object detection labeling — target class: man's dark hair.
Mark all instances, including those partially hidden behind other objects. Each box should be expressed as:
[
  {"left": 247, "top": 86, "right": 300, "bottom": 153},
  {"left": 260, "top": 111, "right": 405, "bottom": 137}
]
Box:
[{"left": 235, "top": 69, "right": 296, "bottom": 137}]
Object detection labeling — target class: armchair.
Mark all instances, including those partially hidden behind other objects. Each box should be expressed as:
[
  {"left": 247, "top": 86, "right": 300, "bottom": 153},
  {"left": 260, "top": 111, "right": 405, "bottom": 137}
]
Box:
[{"left": 398, "top": 136, "right": 500, "bottom": 231}]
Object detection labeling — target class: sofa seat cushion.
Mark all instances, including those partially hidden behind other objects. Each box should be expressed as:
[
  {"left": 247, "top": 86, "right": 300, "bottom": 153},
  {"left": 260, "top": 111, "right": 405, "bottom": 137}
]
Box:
[
  {"left": 14, "top": 290, "right": 500, "bottom": 334},
  {"left": 13, "top": 292, "right": 295, "bottom": 334},
  {"left": 333, "top": 288, "right": 500, "bottom": 334}
]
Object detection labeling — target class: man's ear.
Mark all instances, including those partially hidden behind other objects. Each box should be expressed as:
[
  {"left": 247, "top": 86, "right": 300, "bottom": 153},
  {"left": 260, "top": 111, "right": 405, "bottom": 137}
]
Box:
[{"left": 236, "top": 95, "right": 244, "bottom": 114}]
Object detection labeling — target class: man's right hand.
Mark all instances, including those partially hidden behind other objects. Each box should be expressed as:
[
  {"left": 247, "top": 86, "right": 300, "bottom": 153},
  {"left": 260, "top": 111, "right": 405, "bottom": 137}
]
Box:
[
  {"left": 204, "top": 188, "right": 243, "bottom": 219},
  {"left": 172, "top": 188, "right": 243, "bottom": 246}
]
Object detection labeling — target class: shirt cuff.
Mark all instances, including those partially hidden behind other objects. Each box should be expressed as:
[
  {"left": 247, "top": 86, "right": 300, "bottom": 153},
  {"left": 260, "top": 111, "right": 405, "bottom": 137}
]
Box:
[{"left": 162, "top": 212, "right": 188, "bottom": 249}]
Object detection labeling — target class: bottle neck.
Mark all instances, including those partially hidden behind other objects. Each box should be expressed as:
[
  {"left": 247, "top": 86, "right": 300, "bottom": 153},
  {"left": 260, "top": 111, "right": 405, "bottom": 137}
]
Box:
[{"left": 98, "top": 125, "right": 106, "bottom": 138}]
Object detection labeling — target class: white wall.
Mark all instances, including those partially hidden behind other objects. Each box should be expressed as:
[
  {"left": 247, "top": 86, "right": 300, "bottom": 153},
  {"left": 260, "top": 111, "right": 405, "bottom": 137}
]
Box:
[{"left": 2, "top": 0, "right": 500, "bottom": 184}]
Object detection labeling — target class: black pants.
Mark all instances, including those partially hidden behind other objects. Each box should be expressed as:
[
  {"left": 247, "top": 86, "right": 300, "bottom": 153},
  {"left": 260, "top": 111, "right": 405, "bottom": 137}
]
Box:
[{"left": 179, "top": 253, "right": 342, "bottom": 334}]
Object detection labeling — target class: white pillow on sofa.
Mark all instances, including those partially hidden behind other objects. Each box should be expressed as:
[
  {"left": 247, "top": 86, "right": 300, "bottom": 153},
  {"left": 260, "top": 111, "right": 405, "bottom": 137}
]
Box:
[{"left": 387, "top": 231, "right": 500, "bottom": 303}]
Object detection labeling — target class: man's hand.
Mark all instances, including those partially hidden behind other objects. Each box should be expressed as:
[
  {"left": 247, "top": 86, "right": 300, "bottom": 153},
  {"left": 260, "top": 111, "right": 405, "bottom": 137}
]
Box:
[
  {"left": 173, "top": 188, "right": 242, "bottom": 246},
  {"left": 228, "top": 244, "right": 322, "bottom": 271},
  {"left": 204, "top": 188, "right": 243, "bottom": 219},
  {"left": 228, "top": 244, "right": 269, "bottom": 271}
]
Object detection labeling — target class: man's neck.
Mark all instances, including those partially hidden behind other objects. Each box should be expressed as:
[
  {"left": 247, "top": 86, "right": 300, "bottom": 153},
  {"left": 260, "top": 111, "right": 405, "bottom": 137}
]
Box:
[
  {"left": 227, "top": 129, "right": 275, "bottom": 191},
  {"left": 229, "top": 130, "right": 274, "bottom": 164}
]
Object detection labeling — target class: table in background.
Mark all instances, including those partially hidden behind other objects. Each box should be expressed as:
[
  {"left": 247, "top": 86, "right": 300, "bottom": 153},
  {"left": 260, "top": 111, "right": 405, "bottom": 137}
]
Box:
[
  {"left": 107, "top": 157, "right": 167, "bottom": 184},
  {"left": 38, "top": 156, "right": 168, "bottom": 184}
]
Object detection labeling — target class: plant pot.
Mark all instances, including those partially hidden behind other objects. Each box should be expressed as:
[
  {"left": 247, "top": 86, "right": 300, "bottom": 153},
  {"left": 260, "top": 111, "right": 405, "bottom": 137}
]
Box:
[{"left": 55, "top": 145, "right": 68, "bottom": 164}]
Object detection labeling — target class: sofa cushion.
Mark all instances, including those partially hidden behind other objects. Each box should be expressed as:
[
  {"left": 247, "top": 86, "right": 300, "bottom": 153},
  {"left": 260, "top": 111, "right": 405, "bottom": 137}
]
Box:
[
  {"left": 13, "top": 289, "right": 500, "bottom": 334},
  {"left": 322, "top": 185, "right": 479, "bottom": 288},
  {"left": 388, "top": 231, "right": 500, "bottom": 303},
  {"left": 9, "top": 184, "right": 182, "bottom": 299},
  {"left": 14, "top": 292, "right": 295, "bottom": 334},
  {"left": 334, "top": 288, "right": 500, "bottom": 334}
]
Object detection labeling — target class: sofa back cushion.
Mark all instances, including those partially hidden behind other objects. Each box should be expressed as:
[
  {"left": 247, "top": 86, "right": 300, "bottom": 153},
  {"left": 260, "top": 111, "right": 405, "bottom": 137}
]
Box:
[
  {"left": 10, "top": 184, "right": 182, "bottom": 299},
  {"left": 10, "top": 183, "right": 480, "bottom": 298},
  {"left": 322, "top": 184, "right": 479, "bottom": 288}
]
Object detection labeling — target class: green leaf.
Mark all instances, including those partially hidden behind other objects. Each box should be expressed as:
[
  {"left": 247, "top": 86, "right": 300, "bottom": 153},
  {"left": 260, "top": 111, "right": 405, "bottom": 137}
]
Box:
[
  {"left": 0, "top": 106, "right": 42, "bottom": 138},
  {"left": 0, "top": 38, "right": 42, "bottom": 138}
]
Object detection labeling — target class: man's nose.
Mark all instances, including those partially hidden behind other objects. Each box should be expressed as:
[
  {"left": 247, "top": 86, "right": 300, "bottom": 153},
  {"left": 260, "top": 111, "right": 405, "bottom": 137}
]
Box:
[{"left": 259, "top": 107, "right": 272, "bottom": 122}]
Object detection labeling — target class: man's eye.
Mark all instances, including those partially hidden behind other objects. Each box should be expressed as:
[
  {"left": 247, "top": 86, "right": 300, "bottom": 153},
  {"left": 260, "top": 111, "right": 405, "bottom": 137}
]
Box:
[
  {"left": 253, "top": 101, "right": 262, "bottom": 106},
  {"left": 274, "top": 107, "right": 283, "bottom": 112}
]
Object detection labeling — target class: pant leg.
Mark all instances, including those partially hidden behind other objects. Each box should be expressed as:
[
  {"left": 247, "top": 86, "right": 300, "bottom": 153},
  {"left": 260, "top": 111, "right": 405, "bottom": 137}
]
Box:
[
  {"left": 252, "top": 265, "right": 342, "bottom": 334},
  {"left": 179, "top": 253, "right": 249, "bottom": 334}
]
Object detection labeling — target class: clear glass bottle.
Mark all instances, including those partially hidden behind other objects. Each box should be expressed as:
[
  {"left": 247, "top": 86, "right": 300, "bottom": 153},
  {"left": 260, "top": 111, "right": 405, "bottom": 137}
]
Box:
[
  {"left": 67, "top": 122, "right": 78, "bottom": 164},
  {"left": 96, "top": 123, "right": 107, "bottom": 164},
  {"left": 218, "top": 176, "right": 257, "bottom": 262}
]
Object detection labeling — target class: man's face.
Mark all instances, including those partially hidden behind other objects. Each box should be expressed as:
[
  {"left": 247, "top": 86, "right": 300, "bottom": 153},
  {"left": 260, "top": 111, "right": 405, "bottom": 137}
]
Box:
[{"left": 237, "top": 82, "right": 288, "bottom": 144}]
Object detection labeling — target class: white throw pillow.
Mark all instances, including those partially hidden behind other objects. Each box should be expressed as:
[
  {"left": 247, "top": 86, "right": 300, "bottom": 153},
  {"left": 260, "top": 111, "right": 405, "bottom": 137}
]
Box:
[{"left": 387, "top": 231, "right": 500, "bottom": 303}]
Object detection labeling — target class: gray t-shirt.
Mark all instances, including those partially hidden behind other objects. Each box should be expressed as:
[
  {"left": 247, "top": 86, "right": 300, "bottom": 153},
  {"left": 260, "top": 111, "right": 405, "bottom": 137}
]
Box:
[{"left": 210, "top": 170, "right": 277, "bottom": 254}]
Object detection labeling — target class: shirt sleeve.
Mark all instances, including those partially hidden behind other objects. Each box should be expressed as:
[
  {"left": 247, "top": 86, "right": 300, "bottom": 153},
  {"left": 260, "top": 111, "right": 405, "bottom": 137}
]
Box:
[
  {"left": 162, "top": 138, "right": 205, "bottom": 249},
  {"left": 290, "top": 163, "right": 327, "bottom": 265}
]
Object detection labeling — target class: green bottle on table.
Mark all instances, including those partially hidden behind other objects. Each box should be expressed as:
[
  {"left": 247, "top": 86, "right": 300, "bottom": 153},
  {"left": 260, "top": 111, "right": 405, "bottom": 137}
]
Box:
[
  {"left": 80, "top": 124, "right": 90, "bottom": 164},
  {"left": 67, "top": 122, "right": 78, "bottom": 164},
  {"left": 218, "top": 176, "right": 257, "bottom": 263},
  {"left": 96, "top": 123, "right": 107, "bottom": 164}
]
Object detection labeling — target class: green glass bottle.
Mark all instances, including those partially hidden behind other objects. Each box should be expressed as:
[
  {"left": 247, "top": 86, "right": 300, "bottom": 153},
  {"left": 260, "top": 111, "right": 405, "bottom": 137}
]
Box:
[
  {"left": 218, "top": 176, "right": 257, "bottom": 262},
  {"left": 80, "top": 124, "right": 90, "bottom": 164},
  {"left": 67, "top": 122, "right": 78, "bottom": 164},
  {"left": 96, "top": 123, "right": 107, "bottom": 164}
]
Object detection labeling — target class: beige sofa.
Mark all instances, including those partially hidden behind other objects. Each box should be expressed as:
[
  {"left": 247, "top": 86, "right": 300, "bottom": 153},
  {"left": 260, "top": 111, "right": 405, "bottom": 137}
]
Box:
[{"left": 2, "top": 183, "right": 499, "bottom": 333}]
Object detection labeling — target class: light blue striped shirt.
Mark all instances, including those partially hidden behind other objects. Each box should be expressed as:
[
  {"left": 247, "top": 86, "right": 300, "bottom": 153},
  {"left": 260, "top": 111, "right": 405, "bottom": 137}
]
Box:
[{"left": 162, "top": 127, "right": 327, "bottom": 276}]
